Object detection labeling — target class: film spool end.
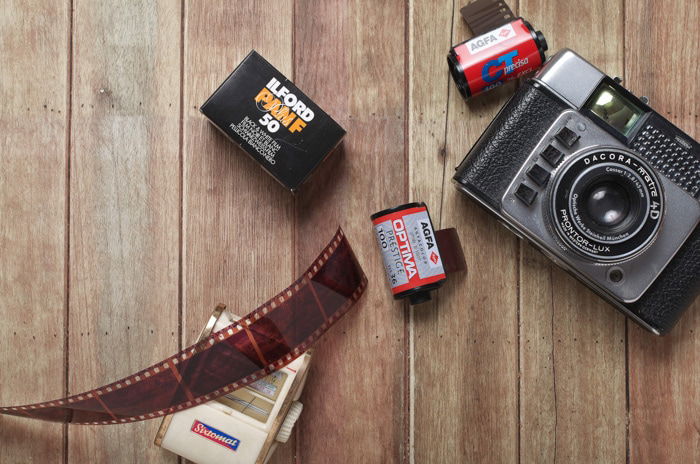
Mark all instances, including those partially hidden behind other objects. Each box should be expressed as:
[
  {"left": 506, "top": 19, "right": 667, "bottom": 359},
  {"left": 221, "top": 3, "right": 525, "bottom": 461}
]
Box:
[
  {"left": 535, "top": 30, "right": 548, "bottom": 51},
  {"left": 409, "top": 291, "right": 432, "bottom": 305},
  {"left": 447, "top": 51, "right": 471, "bottom": 100}
]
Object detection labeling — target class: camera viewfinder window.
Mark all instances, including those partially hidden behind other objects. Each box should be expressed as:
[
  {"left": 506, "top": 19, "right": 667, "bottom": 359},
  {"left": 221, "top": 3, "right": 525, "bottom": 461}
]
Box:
[{"left": 585, "top": 82, "right": 644, "bottom": 137}]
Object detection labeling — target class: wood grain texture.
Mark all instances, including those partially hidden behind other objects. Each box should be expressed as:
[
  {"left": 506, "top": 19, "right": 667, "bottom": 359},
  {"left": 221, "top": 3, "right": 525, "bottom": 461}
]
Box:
[
  {"left": 626, "top": 0, "right": 700, "bottom": 462},
  {"left": 182, "top": 1, "right": 295, "bottom": 463},
  {"left": 518, "top": 0, "right": 628, "bottom": 462},
  {"left": 1, "top": 1, "right": 699, "bottom": 462},
  {"left": 0, "top": 1, "right": 69, "bottom": 462},
  {"left": 413, "top": 2, "right": 521, "bottom": 461},
  {"left": 68, "top": 0, "right": 181, "bottom": 462},
  {"left": 406, "top": 1, "right": 454, "bottom": 462},
  {"left": 408, "top": 0, "right": 453, "bottom": 207},
  {"left": 293, "top": 0, "right": 406, "bottom": 462}
]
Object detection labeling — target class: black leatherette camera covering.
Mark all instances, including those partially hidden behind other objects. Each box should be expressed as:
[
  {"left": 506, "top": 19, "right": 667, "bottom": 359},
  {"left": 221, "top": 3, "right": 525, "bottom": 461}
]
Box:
[
  {"left": 454, "top": 81, "right": 568, "bottom": 210},
  {"left": 629, "top": 227, "right": 700, "bottom": 334}
]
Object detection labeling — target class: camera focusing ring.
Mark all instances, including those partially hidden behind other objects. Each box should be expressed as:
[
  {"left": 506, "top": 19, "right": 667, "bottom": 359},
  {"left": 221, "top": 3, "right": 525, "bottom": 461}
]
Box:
[{"left": 549, "top": 148, "right": 664, "bottom": 262}]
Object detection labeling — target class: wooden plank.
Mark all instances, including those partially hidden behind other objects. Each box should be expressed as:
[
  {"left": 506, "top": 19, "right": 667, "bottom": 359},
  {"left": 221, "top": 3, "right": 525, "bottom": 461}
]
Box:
[
  {"left": 407, "top": 0, "right": 453, "bottom": 207},
  {"left": 406, "top": 1, "right": 457, "bottom": 463},
  {"left": 518, "top": 0, "right": 627, "bottom": 462},
  {"left": 67, "top": 1, "right": 181, "bottom": 462},
  {"left": 293, "top": 0, "right": 407, "bottom": 462},
  {"left": 182, "top": 1, "right": 294, "bottom": 463},
  {"left": 626, "top": 0, "right": 700, "bottom": 462},
  {"left": 411, "top": 2, "right": 521, "bottom": 461},
  {"left": 0, "top": 1, "right": 69, "bottom": 462},
  {"left": 2, "top": 3, "right": 696, "bottom": 463}
]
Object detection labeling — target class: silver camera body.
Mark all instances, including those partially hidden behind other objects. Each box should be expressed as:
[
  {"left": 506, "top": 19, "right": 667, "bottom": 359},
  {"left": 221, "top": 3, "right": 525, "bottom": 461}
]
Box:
[{"left": 454, "top": 49, "right": 700, "bottom": 334}]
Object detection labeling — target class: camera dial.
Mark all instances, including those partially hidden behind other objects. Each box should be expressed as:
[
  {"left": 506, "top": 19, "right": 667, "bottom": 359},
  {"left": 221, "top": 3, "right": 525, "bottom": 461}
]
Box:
[{"left": 548, "top": 148, "right": 664, "bottom": 261}]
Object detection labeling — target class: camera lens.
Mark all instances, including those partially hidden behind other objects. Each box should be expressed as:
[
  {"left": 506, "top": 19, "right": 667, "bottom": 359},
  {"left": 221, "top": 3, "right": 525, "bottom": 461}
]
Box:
[
  {"left": 574, "top": 171, "right": 647, "bottom": 240},
  {"left": 549, "top": 148, "right": 663, "bottom": 261},
  {"left": 584, "top": 182, "right": 629, "bottom": 228}
]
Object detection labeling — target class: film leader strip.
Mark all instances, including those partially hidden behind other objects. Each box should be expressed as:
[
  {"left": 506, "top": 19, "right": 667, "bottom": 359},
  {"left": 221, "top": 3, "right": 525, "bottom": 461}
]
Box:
[
  {"left": 460, "top": 0, "right": 516, "bottom": 35},
  {"left": 434, "top": 228, "right": 467, "bottom": 274},
  {"left": 0, "top": 228, "right": 367, "bottom": 425}
]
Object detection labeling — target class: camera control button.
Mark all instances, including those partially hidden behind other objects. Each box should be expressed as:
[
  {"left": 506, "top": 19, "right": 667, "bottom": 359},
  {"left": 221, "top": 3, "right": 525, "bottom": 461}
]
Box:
[
  {"left": 555, "top": 127, "right": 580, "bottom": 147},
  {"left": 541, "top": 145, "right": 564, "bottom": 167},
  {"left": 526, "top": 164, "right": 550, "bottom": 187},
  {"left": 515, "top": 183, "right": 537, "bottom": 205}
]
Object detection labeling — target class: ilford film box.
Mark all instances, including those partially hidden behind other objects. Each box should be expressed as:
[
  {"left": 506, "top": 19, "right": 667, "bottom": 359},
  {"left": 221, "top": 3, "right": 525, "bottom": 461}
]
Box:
[{"left": 200, "top": 51, "right": 346, "bottom": 191}]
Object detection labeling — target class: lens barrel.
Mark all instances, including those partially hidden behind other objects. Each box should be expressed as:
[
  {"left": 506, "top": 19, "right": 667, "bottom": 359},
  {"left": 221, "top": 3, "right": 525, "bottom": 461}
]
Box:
[{"left": 549, "top": 148, "right": 664, "bottom": 261}]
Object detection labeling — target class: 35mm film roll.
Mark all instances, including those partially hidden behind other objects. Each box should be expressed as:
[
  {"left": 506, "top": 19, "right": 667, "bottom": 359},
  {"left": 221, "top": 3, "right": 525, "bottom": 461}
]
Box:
[
  {"left": 372, "top": 203, "right": 466, "bottom": 304},
  {"left": 0, "top": 228, "right": 367, "bottom": 425},
  {"left": 447, "top": 0, "right": 548, "bottom": 99}
]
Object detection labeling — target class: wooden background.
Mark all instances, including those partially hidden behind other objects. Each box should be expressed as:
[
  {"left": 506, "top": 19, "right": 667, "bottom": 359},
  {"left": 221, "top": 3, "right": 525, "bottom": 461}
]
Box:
[{"left": 0, "top": 0, "right": 698, "bottom": 462}]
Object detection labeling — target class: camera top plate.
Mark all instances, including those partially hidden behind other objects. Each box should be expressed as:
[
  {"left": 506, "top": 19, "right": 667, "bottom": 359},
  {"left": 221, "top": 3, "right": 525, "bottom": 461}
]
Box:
[{"left": 535, "top": 49, "right": 700, "bottom": 197}]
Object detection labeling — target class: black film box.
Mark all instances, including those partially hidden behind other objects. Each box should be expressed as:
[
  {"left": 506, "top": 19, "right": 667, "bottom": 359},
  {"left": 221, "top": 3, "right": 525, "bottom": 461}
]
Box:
[{"left": 200, "top": 50, "right": 346, "bottom": 191}]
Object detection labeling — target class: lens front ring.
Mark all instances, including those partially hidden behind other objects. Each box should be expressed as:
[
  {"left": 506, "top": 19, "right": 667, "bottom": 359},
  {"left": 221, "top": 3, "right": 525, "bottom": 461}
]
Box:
[{"left": 549, "top": 148, "right": 664, "bottom": 262}]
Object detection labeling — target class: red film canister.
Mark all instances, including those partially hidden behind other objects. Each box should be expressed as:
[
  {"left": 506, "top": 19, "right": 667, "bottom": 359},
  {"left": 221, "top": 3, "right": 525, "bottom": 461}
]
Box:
[{"left": 447, "top": 18, "right": 547, "bottom": 99}]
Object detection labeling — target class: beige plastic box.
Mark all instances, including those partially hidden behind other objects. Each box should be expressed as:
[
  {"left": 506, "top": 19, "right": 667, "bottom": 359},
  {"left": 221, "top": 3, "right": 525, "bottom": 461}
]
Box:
[{"left": 155, "top": 307, "right": 311, "bottom": 464}]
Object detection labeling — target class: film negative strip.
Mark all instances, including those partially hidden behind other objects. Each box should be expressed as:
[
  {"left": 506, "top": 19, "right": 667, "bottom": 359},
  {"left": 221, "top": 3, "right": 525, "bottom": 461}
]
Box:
[{"left": 0, "top": 228, "right": 367, "bottom": 425}]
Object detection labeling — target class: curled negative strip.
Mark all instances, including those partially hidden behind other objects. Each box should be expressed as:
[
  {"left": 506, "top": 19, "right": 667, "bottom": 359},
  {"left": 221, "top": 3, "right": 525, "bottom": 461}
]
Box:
[{"left": 0, "top": 227, "right": 367, "bottom": 425}]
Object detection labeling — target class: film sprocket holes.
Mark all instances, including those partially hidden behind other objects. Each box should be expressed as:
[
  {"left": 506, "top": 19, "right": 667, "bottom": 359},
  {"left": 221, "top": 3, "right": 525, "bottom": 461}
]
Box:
[
  {"left": 0, "top": 229, "right": 367, "bottom": 424},
  {"left": 200, "top": 50, "right": 346, "bottom": 191},
  {"left": 453, "top": 49, "right": 700, "bottom": 334},
  {"left": 155, "top": 307, "right": 312, "bottom": 464}
]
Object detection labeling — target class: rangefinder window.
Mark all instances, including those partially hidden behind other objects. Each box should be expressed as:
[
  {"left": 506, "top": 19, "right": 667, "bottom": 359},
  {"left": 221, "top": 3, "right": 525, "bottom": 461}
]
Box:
[{"left": 585, "top": 82, "right": 644, "bottom": 137}]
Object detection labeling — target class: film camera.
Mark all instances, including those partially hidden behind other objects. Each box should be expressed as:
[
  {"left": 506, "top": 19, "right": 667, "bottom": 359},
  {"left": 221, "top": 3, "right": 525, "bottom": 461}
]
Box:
[{"left": 454, "top": 49, "right": 700, "bottom": 334}]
